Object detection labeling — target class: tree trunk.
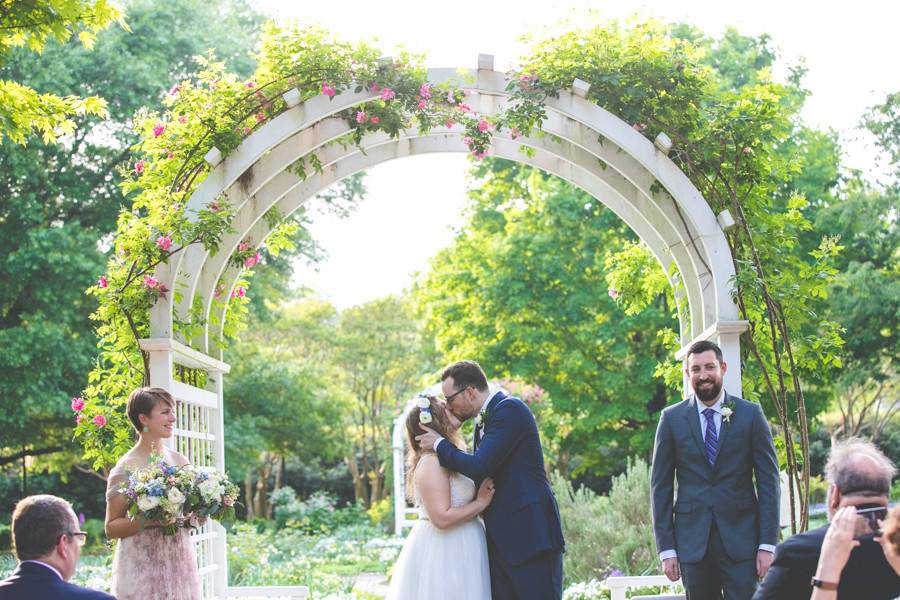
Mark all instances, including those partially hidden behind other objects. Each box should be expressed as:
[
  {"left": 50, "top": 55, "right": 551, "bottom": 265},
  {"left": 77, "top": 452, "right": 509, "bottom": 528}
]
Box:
[
  {"left": 346, "top": 455, "right": 366, "bottom": 505},
  {"left": 244, "top": 472, "right": 255, "bottom": 518}
]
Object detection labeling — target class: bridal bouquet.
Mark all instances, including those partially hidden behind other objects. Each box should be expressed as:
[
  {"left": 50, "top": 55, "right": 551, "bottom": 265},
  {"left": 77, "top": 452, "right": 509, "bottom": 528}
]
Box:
[
  {"left": 184, "top": 467, "right": 240, "bottom": 530},
  {"left": 119, "top": 454, "right": 195, "bottom": 536}
]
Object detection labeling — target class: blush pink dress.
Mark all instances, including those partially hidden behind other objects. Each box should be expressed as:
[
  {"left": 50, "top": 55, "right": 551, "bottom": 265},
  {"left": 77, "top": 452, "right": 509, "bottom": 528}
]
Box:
[{"left": 106, "top": 460, "right": 202, "bottom": 600}]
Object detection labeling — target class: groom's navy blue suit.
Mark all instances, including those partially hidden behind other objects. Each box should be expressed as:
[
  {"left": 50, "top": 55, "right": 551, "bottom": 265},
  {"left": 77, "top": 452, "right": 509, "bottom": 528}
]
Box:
[{"left": 436, "top": 390, "right": 565, "bottom": 600}]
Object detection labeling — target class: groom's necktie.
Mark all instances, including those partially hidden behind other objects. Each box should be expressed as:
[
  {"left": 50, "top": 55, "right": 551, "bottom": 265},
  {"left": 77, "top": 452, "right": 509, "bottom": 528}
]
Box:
[
  {"left": 474, "top": 423, "right": 482, "bottom": 450},
  {"left": 702, "top": 408, "right": 719, "bottom": 466}
]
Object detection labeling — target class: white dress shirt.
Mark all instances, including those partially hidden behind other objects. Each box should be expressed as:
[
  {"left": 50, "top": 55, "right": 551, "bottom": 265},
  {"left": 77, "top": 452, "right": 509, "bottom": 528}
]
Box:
[
  {"left": 433, "top": 388, "right": 503, "bottom": 452},
  {"left": 659, "top": 389, "right": 775, "bottom": 561}
]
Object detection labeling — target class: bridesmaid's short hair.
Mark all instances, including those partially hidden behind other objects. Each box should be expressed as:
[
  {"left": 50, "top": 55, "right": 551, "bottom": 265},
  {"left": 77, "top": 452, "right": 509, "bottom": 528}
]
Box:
[
  {"left": 441, "top": 360, "right": 489, "bottom": 392},
  {"left": 126, "top": 387, "right": 175, "bottom": 431},
  {"left": 12, "top": 494, "right": 76, "bottom": 560}
]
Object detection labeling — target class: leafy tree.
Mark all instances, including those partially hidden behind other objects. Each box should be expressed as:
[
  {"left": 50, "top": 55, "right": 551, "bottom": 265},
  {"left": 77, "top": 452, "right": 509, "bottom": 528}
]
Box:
[
  {"left": 0, "top": 0, "right": 265, "bottom": 475},
  {"left": 417, "top": 160, "right": 677, "bottom": 479},
  {"left": 0, "top": 0, "right": 126, "bottom": 144}
]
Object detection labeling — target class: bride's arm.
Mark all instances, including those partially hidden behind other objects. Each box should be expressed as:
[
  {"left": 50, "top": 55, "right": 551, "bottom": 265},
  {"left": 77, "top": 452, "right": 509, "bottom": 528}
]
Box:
[{"left": 416, "top": 455, "right": 494, "bottom": 530}]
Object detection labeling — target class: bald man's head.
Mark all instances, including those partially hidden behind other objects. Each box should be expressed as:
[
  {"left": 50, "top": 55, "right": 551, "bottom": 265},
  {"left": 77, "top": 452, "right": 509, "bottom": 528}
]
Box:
[{"left": 826, "top": 438, "right": 897, "bottom": 498}]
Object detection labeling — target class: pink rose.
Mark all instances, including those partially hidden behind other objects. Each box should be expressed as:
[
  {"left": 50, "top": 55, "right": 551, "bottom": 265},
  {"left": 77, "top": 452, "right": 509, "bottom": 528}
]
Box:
[
  {"left": 178, "top": 115, "right": 188, "bottom": 124},
  {"left": 255, "top": 113, "right": 266, "bottom": 123},
  {"left": 244, "top": 252, "right": 261, "bottom": 268},
  {"left": 472, "top": 150, "right": 487, "bottom": 160},
  {"left": 477, "top": 118, "right": 491, "bottom": 132},
  {"left": 169, "top": 84, "right": 181, "bottom": 96},
  {"left": 153, "top": 122, "right": 166, "bottom": 137},
  {"left": 242, "top": 126, "right": 252, "bottom": 135},
  {"left": 71, "top": 397, "right": 85, "bottom": 412},
  {"left": 134, "top": 159, "right": 145, "bottom": 174},
  {"left": 208, "top": 201, "right": 220, "bottom": 212},
  {"left": 143, "top": 275, "right": 159, "bottom": 288},
  {"left": 632, "top": 122, "right": 647, "bottom": 132},
  {"left": 458, "top": 102, "right": 471, "bottom": 112},
  {"left": 245, "top": 81, "right": 256, "bottom": 89},
  {"left": 164, "top": 148, "right": 174, "bottom": 159},
  {"left": 214, "top": 284, "right": 225, "bottom": 299},
  {"left": 356, "top": 111, "right": 367, "bottom": 124},
  {"left": 445, "top": 119, "right": 454, "bottom": 129},
  {"left": 231, "top": 286, "right": 246, "bottom": 299},
  {"left": 608, "top": 288, "right": 619, "bottom": 299},
  {"left": 380, "top": 87, "right": 396, "bottom": 101},
  {"left": 368, "top": 82, "right": 380, "bottom": 94},
  {"left": 462, "top": 136, "right": 473, "bottom": 147},
  {"left": 370, "top": 116, "right": 380, "bottom": 124},
  {"left": 238, "top": 241, "right": 250, "bottom": 252},
  {"left": 417, "top": 99, "right": 427, "bottom": 109},
  {"left": 97, "top": 276, "right": 108, "bottom": 288},
  {"left": 742, "top": 146, "right": 752, "bottom": 155},
  {"left": 156, "top": 235, "right": 172, "bottom": 251},
  {"left": 321, "top": 82, "right": 336, "bottom": 97},
  {"left": 419, "top": 83, "right": 432, "bottom": 100},
  {"left": 510, "top": 126, "right": 521, "bottom": 139},
  {"left": 93, "top": 415, "right": 107, "bottom": 428},
  {"left": 519, "top": 74, "right": 532, "bottom": 82},
  {"left": 75, "top": 414, "right": 83, "bottom": 424}
]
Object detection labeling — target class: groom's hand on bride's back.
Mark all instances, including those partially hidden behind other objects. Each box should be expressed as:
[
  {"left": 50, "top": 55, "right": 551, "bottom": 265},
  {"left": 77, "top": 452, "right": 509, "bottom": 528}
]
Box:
[
  {"left": 416, "top": 426, "right": 441, "bottom": 450},
  {"left": 476, "top": 478, "right": 496, "bottom": 509}
]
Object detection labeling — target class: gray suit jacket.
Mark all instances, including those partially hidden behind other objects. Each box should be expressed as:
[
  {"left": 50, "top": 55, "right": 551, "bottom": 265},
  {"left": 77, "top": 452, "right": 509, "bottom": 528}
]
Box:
[{"left": 650, "top": 393, "right": 780, "bottom": 563}]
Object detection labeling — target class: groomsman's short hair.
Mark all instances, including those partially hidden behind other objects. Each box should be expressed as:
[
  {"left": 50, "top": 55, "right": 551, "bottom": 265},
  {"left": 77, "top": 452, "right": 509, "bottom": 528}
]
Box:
[
  {"left": 441, "top": 360, "right": 489, "bottom": 392},
  {"left": 826, "top": 438, "right": 897, "bottom": 497},
  {"left": 686, "top": 340, "right": 724, "bottom": 364},
  {"left": 12, "top": 494, "right": 76, "bottom": 560}
]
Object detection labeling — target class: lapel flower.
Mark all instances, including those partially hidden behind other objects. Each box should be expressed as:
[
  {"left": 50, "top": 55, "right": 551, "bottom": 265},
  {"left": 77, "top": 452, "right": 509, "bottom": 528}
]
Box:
[
  {"left": 721, "top": 398, "right": 734, "bottom": 425},
  {"left": 475, "top": 407, "right": 489, "bottom": 430}
]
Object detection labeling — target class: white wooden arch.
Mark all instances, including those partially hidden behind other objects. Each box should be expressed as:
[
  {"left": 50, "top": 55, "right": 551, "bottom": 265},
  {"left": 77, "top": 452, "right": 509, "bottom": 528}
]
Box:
[{"left": 140, "top": 55, "right": 747, "bottom": 597}]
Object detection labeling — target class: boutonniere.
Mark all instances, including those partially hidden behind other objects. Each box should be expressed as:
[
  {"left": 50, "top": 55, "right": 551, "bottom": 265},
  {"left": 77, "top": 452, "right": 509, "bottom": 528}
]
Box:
[
  {"left": 721, "top": 399, "right": 734, "bottom": 425},
  {"left": 475, "top": 407, "right": 489, "bottom": 430}
]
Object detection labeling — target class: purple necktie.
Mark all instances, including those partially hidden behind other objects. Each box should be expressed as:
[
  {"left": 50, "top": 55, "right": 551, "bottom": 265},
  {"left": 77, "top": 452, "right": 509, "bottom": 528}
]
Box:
[{"left": 703, "top": 408, "right": 719, "bottom": 466}]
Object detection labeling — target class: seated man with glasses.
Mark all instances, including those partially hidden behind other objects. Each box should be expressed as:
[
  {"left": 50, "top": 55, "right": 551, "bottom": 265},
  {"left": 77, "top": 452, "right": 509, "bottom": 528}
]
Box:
[{"left": 0, "top": 494, "right": 114, "bottom": 599}]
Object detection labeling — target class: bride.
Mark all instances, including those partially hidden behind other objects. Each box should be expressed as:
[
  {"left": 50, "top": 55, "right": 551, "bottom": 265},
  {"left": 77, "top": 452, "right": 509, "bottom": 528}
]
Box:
[{"left": 387, "top": 394, "right": 495, "bottom": 600}]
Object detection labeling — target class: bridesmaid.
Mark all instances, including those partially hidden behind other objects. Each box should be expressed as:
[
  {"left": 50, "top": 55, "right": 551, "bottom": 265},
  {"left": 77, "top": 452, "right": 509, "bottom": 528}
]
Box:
[{"left": 104, "top": 387, "right": 202, "bottom": 600}]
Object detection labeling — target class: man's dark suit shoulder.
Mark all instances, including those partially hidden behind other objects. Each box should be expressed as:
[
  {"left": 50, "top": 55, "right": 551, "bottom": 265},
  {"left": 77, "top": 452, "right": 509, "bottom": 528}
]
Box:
[
  {"left": 0, "top": 563, "right": 115, "bottom": 600},
  {"left": 754, "top": 525, "right": 900, "bottom": 600}
]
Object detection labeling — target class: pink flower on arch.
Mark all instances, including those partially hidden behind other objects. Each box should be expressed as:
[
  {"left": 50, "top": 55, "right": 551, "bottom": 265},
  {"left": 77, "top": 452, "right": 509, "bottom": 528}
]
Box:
[
  {"left": 75, "top": 414, "right": 83, "bottom": 425},
  {"left": 370, "top": 116, "right": 380, "bottom": 124},
  {"left": 632, "top": 122, "right": 647, "bottom": 132},
  {"left": 169, "top": 84, "right": 182, "bottom": 96},
  {"left": 417, "top": 99, "right": 427, "bottom": 110},
  {"left": 510, "top": 126, "right": 522, "bottom": 139},
  {"left": 244, "top": 81, "right": 256, "bottom": 89},
  {"left": 214, "top": 284, "right": 226, "bottom": 299},
  {"left": 368, "top": 82, "right": 380, "bottom": 94},
  {"left": 462, "top": 136, "right": 473, "bottom": 148},
  {"left": 419, "top": 83, "right": 432, "bottom": 100},
  {"left": 255, "top": 112, "right": 266, "bottom": 123},
  {"left": 472, "top": 150, "right": 487, "bottom": 160},
  {"left": 231, "top": 286, "right": 246, "bottom": 299},
  {"left": 445, "top": 118, "right": 454, "bottom": 129},
  {"left": 356, "top": 111, "right": 367, "bottom": 124},
  {"left": 164, "top": 148, "right": 174, "bottom": 159},
  {"left": 238, "top": 241, "right": 250, "bottom": 252},
  {"left": 143, "top": 275, "right": 159, "bottom": 288},
  {"left": 153, "top": 122, "right": 166, "bottom": 137},
  {"left": 447, "top": 90, "right": 456, "bottom": 104},
  {"left": 244, "top": 252, "right": 261, "bottom": 268},
  {"left": 156, "top": 235, "right": 172, "bottom": 251},
  {"left": 477, "top": 118, "right": 491, "bottom": 132},
  {"left": 178, "top": 115, "right": 188, "bottom": 124},
  {"left": 97, "top": 275, "right": 108, "bottom": 288},
  {"left": 321, "top": 82, "right": 336, "bottom": 97},
  {"left": 608, "top": 288, "right": 620, "bottom": 299},
  {"left": 208, "top": 201, "right": 220, "bottom": 212},
  {"left": 134, "top": 159, "right": 145, "bottom": 175},
  {"left": 458, "top": 103, "right": 471, "bottom": 112},
  {"left": 71, "top": 397, "right": 85, "bottom": 412},
  {"left": 93, "top": 415, "right": 107, "bottom": 428},
  {"left": 380, "top": 87, "right": 396, "bottom": 101}
]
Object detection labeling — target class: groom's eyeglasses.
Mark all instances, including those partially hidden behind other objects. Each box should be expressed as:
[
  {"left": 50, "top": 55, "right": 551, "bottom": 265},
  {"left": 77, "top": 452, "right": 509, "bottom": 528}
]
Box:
[{"left": 442, "top": 387, "right": 470, "bottom": 403}]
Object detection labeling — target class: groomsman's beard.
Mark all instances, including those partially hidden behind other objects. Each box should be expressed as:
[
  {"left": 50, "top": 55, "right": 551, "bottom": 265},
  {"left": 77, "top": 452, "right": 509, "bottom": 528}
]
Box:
[{"left": 695, "top": 379, "right": 722, "bottom": 403}]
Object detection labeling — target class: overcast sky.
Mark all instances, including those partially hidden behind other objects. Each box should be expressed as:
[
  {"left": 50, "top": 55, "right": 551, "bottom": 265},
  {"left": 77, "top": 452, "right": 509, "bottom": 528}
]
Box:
[{"left": 254, "top": 0, "right": 900, "bottom": 308}]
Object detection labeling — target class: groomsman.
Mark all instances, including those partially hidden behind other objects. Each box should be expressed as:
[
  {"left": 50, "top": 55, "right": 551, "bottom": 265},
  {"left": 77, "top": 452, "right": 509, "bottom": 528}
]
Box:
[{"left": 650, "top": 340, "right": 780, "bottom": 600}]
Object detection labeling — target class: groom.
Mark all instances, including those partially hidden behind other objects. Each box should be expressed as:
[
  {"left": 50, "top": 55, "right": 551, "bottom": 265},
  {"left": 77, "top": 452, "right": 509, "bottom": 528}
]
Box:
[
  {"left": 416, "top": 360, "right": 565, "bottom": 600},
  {"left": 651, "top": 340, "right": 780, "bottom": 600}
]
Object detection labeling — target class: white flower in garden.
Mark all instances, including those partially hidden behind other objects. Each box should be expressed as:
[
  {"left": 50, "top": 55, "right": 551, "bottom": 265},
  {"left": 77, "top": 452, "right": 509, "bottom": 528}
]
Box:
[
  {"left": 167, "top": 487, "right": 186, "bottom": 505},
  {"left": 137, "top": 495, "right": 161, "bottom": 511}
]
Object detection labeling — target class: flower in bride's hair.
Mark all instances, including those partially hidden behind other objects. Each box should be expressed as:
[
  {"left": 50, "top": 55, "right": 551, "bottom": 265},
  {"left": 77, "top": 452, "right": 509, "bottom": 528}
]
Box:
[
  {"left": 419, "top": 409, "right": 432, "bottom": 425},
  {"left": 415, "top": 395, "right": 430, "bottom": 409}
]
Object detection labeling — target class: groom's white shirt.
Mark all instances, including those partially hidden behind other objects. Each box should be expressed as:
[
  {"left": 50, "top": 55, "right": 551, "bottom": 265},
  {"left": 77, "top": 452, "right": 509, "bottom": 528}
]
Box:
[
  {"left": 433, "top": 387, "right": 504, "bottom": 452},
  {"left": 658, "top": 388, "right": 775, "bottom": 561}
]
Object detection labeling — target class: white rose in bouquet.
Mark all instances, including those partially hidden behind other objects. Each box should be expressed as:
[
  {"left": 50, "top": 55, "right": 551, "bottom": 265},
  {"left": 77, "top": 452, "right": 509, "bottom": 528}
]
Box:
[
  {"left": 167, "top": 486, "right": 186, "bottom": 505},
  {"left": 137, "top": 495, "right": 161, "bottom": 511},
  {"left": 198, "top": 478, "right": 224, "bottom": 502}
]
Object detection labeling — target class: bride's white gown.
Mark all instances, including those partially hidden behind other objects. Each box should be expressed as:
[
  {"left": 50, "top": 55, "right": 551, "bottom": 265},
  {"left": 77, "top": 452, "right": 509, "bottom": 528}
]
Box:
[{"left": 387, "top": 466, "right": 492, "bottom": 599}]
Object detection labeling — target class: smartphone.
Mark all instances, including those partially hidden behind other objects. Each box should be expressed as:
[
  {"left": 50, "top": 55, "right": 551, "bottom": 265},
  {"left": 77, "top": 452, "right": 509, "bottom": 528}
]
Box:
[{"left": 854, "top": 506, "right": 888, "bottom": 537}]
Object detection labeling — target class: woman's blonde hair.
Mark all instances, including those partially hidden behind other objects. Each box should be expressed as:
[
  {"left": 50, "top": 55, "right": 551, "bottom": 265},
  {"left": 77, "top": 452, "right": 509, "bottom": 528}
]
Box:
[{"left": 404, "top": 395, "right": 463, "bottom": 500}]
